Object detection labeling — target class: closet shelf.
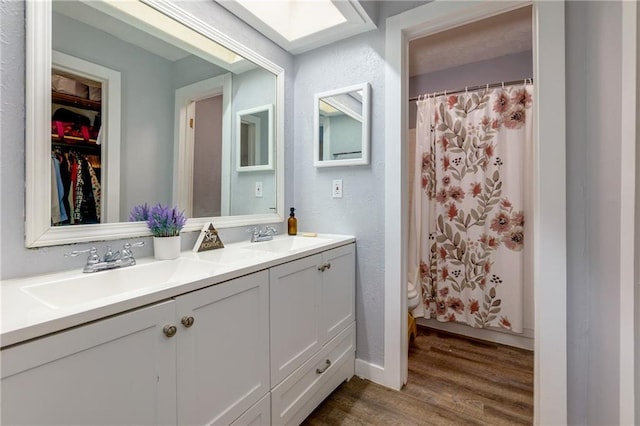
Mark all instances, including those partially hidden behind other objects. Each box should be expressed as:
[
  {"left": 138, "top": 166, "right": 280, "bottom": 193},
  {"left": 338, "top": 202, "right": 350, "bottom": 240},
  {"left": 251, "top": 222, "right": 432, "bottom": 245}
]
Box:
[
  {"left": 52, "top": 138, "right": 101, "bottom": 152},
  {"left": 52, "top": 92, "right": 101, "bottom": 112}
]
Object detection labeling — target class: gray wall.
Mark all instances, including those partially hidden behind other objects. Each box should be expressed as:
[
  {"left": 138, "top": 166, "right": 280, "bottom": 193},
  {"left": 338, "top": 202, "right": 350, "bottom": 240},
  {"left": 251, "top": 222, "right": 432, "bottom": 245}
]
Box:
[
  {"left": 408, "top": 50, "right": 533, "bottom": 128},
  {"left": 0, "top": 0, "right": 293, "bottom": 279},
  {"left": 637, "top": 4, "right": 640, "bottom": 418},
  {"left": 292, "top": 0, "right": 427, "bottom": 366},
  {"left": 566, "top": 2, "right": 626, "bottom": 424}
]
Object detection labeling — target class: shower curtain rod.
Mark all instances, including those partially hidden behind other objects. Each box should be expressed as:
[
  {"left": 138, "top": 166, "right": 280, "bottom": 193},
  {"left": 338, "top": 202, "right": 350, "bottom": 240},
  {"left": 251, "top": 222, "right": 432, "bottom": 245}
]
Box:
[{"left": 409, "top": 78, "right": 533, "bottom": 102}]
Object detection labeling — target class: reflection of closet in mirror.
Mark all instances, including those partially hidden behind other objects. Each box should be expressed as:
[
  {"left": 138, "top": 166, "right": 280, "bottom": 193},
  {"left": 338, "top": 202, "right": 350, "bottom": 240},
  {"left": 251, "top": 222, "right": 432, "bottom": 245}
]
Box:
[
  {"left": 50, "top": 51, "right": 121, "bottom": 226},
  {"left": 236, "top": 105, "right": 274, "bottom": 171}
]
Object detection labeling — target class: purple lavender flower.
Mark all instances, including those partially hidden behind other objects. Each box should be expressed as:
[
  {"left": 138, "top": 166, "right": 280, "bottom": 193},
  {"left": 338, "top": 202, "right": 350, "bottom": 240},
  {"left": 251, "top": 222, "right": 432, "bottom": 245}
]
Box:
[
  {"left": 130, "top": 203, "right": 186, "bottom": 237},
  {"left": 129, "top": 203, "right": 149, "bottom": 222},
  {"left": 146, "top": 204, "right": 187, "bottom": 237}
]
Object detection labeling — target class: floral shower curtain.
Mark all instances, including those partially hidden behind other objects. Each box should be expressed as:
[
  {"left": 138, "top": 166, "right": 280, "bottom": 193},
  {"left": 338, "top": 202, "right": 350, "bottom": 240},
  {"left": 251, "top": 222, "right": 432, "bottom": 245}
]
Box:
[{"left": 408, "top": 84, "right": 533, "bottom": 333}]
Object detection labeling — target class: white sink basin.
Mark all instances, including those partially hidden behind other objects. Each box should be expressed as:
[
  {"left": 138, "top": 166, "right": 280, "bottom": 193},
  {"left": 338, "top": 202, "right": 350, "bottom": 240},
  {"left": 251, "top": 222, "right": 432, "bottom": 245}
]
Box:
[
  {"left": 193, "top": 247, "right": 274, "bottom": 265},
  {"left": 21, "top": 258, "right": 216, "bottom": 309},
  {"left": 243, "top": 236, "right": 333, "bottom": 253}
]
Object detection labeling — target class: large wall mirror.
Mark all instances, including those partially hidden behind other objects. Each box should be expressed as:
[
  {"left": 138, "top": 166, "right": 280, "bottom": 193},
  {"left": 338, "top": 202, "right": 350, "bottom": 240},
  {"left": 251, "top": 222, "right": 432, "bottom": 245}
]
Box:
[
  {"left": 26, "top": 0, "right": 284, "bottom": 247},
  {"left": 313, "top": 82, "right": 370, "bottom": 167}
]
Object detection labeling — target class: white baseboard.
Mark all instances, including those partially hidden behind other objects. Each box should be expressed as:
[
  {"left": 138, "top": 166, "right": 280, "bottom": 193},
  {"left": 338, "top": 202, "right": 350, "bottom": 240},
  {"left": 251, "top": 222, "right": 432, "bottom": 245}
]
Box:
[
  {"left": 355, "top": 358, "right": 385, "bottom": 385},
  {"left": 417, "top": 318, "right": 534, "bottom": 351}
]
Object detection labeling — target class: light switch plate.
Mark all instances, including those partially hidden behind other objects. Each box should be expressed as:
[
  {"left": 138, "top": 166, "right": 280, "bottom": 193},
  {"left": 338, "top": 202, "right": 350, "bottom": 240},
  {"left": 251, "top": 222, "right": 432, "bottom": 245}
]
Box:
[
  {"left": 255, "top": 181, "right": 263, "bottom": 197},
  {"left": 332, "top": 179, "right": 343, "bottom": 198}
]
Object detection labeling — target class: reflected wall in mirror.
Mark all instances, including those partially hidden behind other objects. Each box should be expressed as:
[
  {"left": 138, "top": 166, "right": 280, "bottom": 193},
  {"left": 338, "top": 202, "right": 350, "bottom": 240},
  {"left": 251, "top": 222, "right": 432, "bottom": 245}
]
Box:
[
  {"left": 26, "top": 0, "right": 284, "bottom": 247},
  {"left": 237, "top": 104, "right": 274, "bottom": 171},
  {"left": 314, "top": 82, "right": 370, "bottom": 167}
]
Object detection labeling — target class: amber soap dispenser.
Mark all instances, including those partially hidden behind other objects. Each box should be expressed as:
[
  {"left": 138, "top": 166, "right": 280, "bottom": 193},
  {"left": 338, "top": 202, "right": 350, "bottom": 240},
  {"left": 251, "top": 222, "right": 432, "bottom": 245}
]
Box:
[{"left": 287, "top": 207, "right": 297, "bottom": 235}]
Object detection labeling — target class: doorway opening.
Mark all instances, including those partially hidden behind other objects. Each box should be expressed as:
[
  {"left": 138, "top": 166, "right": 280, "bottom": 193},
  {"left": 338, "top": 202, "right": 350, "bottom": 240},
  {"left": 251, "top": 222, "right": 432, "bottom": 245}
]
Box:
[
  {"left": 384, "top": 2, "right": 567, "bottom": 423},
  {"left": 407, "top": 6, "right": 534, "bottom": 350}
]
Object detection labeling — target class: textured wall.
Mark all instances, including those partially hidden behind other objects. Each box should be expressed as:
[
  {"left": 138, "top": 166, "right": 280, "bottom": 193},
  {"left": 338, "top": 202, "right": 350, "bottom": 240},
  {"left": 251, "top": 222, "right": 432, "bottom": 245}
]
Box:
[
  {"left": 294, "top": 31, "right": 386, "bottom": 364},
  {"left": 292, "top": 0, "right": 428, "bottom": 367},
  {"left": 565, "top": 2, "right": 624, "bottom": 424},
  {"left": 0, "top": 0, "right": 293, "bottom": 279}
]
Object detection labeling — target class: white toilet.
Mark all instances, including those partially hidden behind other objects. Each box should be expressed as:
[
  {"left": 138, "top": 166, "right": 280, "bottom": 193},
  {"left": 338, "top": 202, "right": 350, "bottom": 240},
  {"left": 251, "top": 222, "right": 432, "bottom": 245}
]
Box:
[
  {"left": 407, "top": 281, "right": 420, "bottom": 343},
  {"left": 407, "top": 281, "right": 421, "bottom": 311}
]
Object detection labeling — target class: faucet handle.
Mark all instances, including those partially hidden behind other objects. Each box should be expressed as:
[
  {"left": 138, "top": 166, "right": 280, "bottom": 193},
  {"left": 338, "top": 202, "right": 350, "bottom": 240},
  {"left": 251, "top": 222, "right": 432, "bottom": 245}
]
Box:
[
  {"left": 266, "top": 226, "right": 277, "bottom": 235},
  {"left": 103, "top": 246, "right": 120, "bottom": 262},
  {"left": 122, "top": 241, "right": 145, "bottom": 261},
  {"left": 65, "top": 247, "right": 100, "bottom": 264}
]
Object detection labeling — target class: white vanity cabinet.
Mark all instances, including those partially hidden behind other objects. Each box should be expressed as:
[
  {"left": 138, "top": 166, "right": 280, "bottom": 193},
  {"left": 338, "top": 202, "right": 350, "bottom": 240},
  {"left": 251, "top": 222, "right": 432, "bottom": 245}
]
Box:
[
  {"left": 269, "top": 243, "right": 356, "bottom": 425},
  {"left": 1, "top": 300, "right": 178, "bottom": 425},
  {"left": 1, "top": 238, "right": 356, "bottom": 426},
  {"left": 1, "top": 271, "right": 270, "bottom": 426}
]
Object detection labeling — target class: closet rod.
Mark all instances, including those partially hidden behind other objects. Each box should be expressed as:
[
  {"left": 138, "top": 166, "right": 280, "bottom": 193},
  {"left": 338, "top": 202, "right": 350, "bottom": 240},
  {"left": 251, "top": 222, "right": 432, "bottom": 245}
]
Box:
[{"left": 409, "top": 78, "right": 533, "bottom": 102}]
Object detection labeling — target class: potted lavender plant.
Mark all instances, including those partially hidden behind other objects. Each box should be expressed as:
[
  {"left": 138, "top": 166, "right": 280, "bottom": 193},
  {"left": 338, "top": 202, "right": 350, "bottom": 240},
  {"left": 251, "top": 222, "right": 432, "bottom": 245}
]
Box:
[{"left": 130, "top": 203, "right": 186, "bottom": 260}]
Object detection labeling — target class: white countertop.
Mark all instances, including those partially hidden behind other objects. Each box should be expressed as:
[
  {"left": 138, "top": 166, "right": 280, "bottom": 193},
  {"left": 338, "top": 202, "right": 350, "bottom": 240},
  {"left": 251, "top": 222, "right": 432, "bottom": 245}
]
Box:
[{"left": 1, "top": 234, "right": 355, "bottom": 348}]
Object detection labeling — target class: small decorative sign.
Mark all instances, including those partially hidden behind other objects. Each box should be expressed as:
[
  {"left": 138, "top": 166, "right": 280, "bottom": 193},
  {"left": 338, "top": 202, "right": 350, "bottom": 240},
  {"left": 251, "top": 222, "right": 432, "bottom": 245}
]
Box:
[{"left": 192, "top": 222, "right": 224, "bottom": 252}]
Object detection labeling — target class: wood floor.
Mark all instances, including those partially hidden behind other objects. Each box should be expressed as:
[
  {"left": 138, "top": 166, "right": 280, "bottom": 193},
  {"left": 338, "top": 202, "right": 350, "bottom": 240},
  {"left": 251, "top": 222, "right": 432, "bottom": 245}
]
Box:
[{"left": 302, "top": 326, "right": 534, "bottom": 425}]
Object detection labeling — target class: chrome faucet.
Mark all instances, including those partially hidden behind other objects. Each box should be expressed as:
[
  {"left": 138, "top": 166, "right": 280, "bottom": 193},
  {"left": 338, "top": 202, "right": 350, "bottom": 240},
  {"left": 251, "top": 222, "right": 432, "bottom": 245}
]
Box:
[
  {"left": 66, "top": 242, "right": 145, "bottom": 273},
  {"left": 249, "top": 226, "right": 277, "bottom": 242}
]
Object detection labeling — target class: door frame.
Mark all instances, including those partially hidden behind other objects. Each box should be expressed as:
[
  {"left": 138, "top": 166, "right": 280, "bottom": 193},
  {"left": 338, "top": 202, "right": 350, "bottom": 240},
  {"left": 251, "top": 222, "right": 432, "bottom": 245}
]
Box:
[
  {"left": 383, "top": 1, "right": 567, "bottom": 424},
  {"left": 174, "top": 74, "right": 232, "bottom": 217}
]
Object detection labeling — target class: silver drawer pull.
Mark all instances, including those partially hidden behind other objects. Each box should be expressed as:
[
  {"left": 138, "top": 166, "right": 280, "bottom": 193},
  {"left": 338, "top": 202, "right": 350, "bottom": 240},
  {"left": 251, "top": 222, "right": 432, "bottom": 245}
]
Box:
[{"left": 316, "top": 359, "right": 331, "bottom": 374}]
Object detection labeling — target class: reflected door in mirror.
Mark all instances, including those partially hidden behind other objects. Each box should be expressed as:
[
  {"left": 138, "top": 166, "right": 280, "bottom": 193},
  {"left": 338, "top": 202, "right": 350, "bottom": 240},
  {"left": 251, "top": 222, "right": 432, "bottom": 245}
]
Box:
[{"left": 192, "top": 96, "right": 223, "bottom": 218}]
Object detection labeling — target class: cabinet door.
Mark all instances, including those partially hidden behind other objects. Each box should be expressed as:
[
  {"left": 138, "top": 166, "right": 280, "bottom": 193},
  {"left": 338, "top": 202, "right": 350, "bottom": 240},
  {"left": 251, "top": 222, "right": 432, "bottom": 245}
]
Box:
[
  {"left": 176, "top": 270, "right": 270, "bottom": 426},
  {"left": 319, "top": 244, "right": 356, "bottom": 344},
  {"left": 269, "top": 254, "right": 322, "bottom": 386},
  {"left": 1, "top": 301, "right": 177, "bottom": 425}
]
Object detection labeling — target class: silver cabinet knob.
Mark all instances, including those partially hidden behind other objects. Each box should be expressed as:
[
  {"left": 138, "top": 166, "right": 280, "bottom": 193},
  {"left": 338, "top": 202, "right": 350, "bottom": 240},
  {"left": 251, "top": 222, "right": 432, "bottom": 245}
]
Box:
[
  {"left": 317, "top": 262, "right": 332, "bottom": 272},
  {"left": 181, "top": 316, "right": 195, "bottom": 328},
  {"left": 163, "top": 325, "right": 177, "bottom": 337}
]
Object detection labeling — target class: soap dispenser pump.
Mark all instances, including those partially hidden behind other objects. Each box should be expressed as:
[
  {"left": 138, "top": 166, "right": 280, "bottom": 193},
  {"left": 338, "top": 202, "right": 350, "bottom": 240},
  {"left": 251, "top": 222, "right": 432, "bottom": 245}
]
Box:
[{"left": 288, "top": 207, "right": 297, "bottom": 235}]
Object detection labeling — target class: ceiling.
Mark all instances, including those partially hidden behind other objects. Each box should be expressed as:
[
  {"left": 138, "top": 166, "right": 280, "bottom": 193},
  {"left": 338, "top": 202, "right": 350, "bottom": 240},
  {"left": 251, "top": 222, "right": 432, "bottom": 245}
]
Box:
[
  {"left": 409, "top": 6, "right": 532, "bottom": 77},
  {"left": 216, "top": 0, "right": 376, "bottom": 54}
]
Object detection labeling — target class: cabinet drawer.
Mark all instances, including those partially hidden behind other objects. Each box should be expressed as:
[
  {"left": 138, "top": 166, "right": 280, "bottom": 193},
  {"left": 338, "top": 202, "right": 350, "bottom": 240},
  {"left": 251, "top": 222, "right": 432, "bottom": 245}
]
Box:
[
  {"left": 271, "top": 322, "right": 355, "bottom": 426},
  {"left": 231, "top": 393, "right": 270, "bottom": 426}
]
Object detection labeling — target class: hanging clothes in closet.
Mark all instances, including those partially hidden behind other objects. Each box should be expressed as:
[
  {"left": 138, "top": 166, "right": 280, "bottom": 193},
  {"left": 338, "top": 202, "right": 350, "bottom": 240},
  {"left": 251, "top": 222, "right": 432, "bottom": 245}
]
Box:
[{"left": 51, "top": 150, "right": 101, "bottom": 225}]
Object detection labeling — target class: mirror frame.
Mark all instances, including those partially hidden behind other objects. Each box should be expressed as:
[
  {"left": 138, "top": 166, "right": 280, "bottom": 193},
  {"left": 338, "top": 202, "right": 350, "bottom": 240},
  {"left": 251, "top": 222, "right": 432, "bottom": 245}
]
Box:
[
  {"left": 313, "top": 82, "right": 370, "bottom": 167},
  {"left": 236, "top": 104, "right": 274, "bottom": 172},
  {"left": 25, "top": 0, "right": 285, "bottom": 247}
]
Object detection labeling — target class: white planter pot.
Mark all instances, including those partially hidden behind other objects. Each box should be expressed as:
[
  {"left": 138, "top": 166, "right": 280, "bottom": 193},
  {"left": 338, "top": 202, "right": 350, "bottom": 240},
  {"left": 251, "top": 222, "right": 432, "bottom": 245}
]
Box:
[{"left": 153, "top": 236, "right": 181, "bottom": 260}]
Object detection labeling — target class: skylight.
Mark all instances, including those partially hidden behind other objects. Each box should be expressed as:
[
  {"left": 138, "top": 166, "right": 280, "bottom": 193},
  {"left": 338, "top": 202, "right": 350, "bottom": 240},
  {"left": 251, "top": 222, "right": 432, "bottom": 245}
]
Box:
[
  {"left": 218, "top": 0, "right": 376, "bottom": 54},
  {"left": 234, "top": 0, "right": 347, "bottom": 42}
]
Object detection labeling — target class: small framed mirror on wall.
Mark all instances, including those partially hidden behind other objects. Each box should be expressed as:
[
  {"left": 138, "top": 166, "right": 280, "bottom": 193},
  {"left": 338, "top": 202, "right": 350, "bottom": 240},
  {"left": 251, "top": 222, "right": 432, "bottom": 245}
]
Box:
[
  {"left": 236, "top": 104, "right": 274, "bottom": 171},
  {"left": 313, "top": 82, "right": 370, "bottom": 167}
]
